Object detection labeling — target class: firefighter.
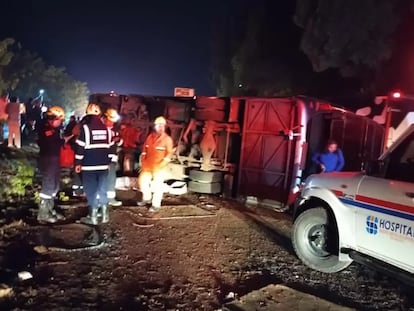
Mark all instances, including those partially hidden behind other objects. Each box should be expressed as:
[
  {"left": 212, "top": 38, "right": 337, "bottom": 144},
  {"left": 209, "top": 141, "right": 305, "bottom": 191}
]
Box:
[
  {"left": 75, "top": 103, "right": 113, "bottom": 225},
  {"left": 36, "top": 106, "right": 66, "bottom": 224},
  {"left": 137, "top": 116, "right": 174, "bottom": 212},
  {"left": 103, "top": 108, "right": 123, "bottom": 206}
]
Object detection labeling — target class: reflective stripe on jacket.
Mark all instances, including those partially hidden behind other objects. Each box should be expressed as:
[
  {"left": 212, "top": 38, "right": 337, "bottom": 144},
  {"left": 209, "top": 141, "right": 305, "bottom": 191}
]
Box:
[
  {"left": 141, "top": 132, "right": 174, "bottom": 172},
  {"left": 75, "top": 115, "right": 113, "bottom": 171}
]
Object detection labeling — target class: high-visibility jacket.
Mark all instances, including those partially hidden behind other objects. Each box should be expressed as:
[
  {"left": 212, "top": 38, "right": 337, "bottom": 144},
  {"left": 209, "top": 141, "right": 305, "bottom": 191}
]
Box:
[
  {"left": 141, "top": 132, "right": 174, "bottom": 172},
  {"left": 75, "top": 115, "right": 114, "bottom": 171}
]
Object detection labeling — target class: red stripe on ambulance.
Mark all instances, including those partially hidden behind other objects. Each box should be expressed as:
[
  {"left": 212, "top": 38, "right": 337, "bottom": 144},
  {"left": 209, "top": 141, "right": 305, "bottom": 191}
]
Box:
[
  {"left": 355, "top": 195, "right": 414, "bottom": 216},
  {"left": 331, "top": 189, "right": 344, "bottom": 197}
]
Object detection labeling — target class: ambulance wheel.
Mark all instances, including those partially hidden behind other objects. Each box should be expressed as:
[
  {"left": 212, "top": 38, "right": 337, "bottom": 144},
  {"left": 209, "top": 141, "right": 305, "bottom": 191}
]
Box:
[
  {"left": 195, "top": 109, "right": 226, "bottom": 122},
  {"left": 188, "top": 181, "right": 221, "bottom": 194},
  {"left": 189, "top": 169, "right": 223, "bottom": 183},
  {"left": 292, "top": 207, "right": 352, "bottom": 273}
]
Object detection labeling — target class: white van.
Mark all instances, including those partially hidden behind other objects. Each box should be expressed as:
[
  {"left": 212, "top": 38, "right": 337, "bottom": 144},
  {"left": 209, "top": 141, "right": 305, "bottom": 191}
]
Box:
[{"left": 292, "top": 124, "right": 414, "bottom": 279}]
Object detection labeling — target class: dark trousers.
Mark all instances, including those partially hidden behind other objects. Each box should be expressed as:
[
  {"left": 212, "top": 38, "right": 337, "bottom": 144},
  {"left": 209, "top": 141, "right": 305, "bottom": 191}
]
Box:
[
  {"left": 82, "top": 170, "right": 109, "bottom": 210},
  {"left": 0, "top": 123, "right": 4, "bottom": 142},
  {"left": 120, "top": 148, "right": 138, "bottom": 174},
  {"left": 39, "top": 156, "right": 60, "bottom": 199},
  {"left": 72, "top": 171, "right": 83, "bottom": 191}
]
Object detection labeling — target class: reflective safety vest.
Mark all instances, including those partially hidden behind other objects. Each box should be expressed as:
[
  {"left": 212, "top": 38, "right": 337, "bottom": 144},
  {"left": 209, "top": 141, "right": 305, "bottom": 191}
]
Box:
[
  {"left": 75, "top": 116, "right": 113, "bottom": 171},
  {"left": 141, "top": 132, "right": 174, "bottom": 172}
]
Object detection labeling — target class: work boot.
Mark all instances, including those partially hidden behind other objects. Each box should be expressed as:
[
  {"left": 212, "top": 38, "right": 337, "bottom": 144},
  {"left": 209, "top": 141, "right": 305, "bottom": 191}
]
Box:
[
  {"left": 148, "top": 206, "right": 160, "bottom": 213},
  {"left": 96, "top": 205, "right": 109, "bottom": 219},
  {"left": 72, "top": 188, "right": 86, "bottom": 197},
  {"left": 108, "top": 198, "right": 122, "bottom": 207},
  {"left": 100, "top": 205, "right": 110, "bottom": 223},
  {"left": 50, "top": 209, "right": 65, "bottom": 221},
  {"left": 37, "top": 199, "right": 57, "bottom": 224},
  {"left": 80, "top": 208, "right": 99, "bottom": 225},
  {"left": 48, "top": 200, "right": 65, "bottom": 221},
  {"left": 137, "top": 200, "right": 151, "bottom": 207}
]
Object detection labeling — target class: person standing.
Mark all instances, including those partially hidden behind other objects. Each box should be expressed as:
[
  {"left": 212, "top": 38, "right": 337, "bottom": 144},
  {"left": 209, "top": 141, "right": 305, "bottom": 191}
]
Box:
[
  {"left": 21, "top": 119, "right": 36, "bottom": 146},
  {"left": 137, "top": 116, "right": 173, "bottom": 212},
  {"left": 119, "top": 117, "right": 141, "bottom": 175},
  {"left": 64, "top": 115, "right": 77, "bottom": 140},
  {"left": 24, "top": 98, "right": 34, "bottom": 125},
  {"left": 62, "top": 115, "right": 78, "bottom": 166},
  {"left": 6, "top": 96, "right": 23, "bottom": 148},
  {"left": 312, "top": 139, "right": 345, "bottom": 173},
  {"left": 75, "top": 103, "right": 113, "bottom": 225},
  {"left": 36, "top": 106, "right": 66, "bottom": 224},
  {"left": 69, "top": 117, "right": 85, "bottom": 197},
  {"left": 103, "top": 108, "right": 123, "bottom": 206}
]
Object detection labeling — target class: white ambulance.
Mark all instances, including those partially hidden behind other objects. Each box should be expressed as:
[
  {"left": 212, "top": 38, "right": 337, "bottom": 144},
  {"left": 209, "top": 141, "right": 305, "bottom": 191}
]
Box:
[{"left": 292, "top": 123, "right": 414, "bottom": 279}]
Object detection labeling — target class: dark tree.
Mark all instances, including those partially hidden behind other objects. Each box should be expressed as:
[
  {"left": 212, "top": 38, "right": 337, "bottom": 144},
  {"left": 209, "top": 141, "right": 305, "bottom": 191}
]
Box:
[
  {"left": 0, "top": 38, "right": 15, "bottom": 94},
  {"left": 294, "top": 0, "right": 403, "bottom": 76},
  {"left": 211, "top": 0, "right": 414, "bottom": 108},
  {"left": 211, "top": 0, "right": 309, "bottom": 97},
  {"left": 210, "top": 1, "right": 249, "bottom": 96},
  {"left": 6, "top": 45, "right": 89, "bottom": 115}
]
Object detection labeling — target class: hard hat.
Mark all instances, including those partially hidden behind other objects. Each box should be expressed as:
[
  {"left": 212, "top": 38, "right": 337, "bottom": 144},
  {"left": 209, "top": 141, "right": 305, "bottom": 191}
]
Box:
[
  {"left": 46, "top": 106, "right": 65, "bottom": 120},
  {"left": 105, "top": 108, "right": 120, "bottom": 123},
  {"left": 154, "top": 116, "right": 167, "bottom": 125},
  {"left": 86, "top": 103, "right": 101, "bottom": 115}
]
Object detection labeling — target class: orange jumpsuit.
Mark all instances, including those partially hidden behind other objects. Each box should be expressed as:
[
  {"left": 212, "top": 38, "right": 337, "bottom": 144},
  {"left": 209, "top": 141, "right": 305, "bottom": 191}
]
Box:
[{"left": 138, "top": 132, "right": 174, "bottom": 207}]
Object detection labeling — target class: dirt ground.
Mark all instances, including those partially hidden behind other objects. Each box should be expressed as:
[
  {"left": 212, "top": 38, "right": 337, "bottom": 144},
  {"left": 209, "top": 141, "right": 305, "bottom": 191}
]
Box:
[{"left": 0, "top": 191, "right": 413, "bottom": 311}]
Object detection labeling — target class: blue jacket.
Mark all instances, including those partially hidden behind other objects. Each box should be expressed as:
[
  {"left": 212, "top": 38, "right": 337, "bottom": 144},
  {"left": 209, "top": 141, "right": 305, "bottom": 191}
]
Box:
[
  {"left": 75, "top": 115, "right": 114, "bottom": 171},
  {"left": 312, "top": 149, "right": 345, "bottom": 173}
]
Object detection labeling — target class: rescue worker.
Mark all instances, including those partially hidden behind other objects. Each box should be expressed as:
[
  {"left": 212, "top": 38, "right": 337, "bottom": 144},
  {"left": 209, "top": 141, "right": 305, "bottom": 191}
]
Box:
[
  {"left": 119, "top": 117, "right": 141, "bottom": 175},
  {"left": 137, "top": 116, "right": 174, "bottom": 212},
  {"left": 36, "top": 106, "right": 66, "bottom": 223},
  {"left": 75, "top": 103, "right": 113, "bottom": 225},
  {"left": 103, "top": 108, "right": 123, "bottom": 206},
  {"left": 70, "top": 118, "right": 85, "bottom": 197},
  {"left": 62, "top": 116, "right": 81, "bottom": 194},
  {"left": 6, "top": 96, "right": 23, "bottom": 148}
]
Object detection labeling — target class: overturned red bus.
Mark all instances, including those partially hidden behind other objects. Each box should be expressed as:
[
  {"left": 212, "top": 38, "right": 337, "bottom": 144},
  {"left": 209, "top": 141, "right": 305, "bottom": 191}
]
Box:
[{"left": 89, "top": 93, "right": 385, "bottom": 208}]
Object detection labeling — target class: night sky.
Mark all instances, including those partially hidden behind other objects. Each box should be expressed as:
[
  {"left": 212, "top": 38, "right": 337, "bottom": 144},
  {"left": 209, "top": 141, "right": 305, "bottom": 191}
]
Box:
[{"left": 0, "top": 0, "right": 249, "bottom": 96}]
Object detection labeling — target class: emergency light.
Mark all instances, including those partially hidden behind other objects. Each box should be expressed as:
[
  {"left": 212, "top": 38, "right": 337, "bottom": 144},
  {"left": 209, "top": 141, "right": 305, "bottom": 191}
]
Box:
[{"left": 392, "top": 91, "right": 401, "bottom": 99}]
